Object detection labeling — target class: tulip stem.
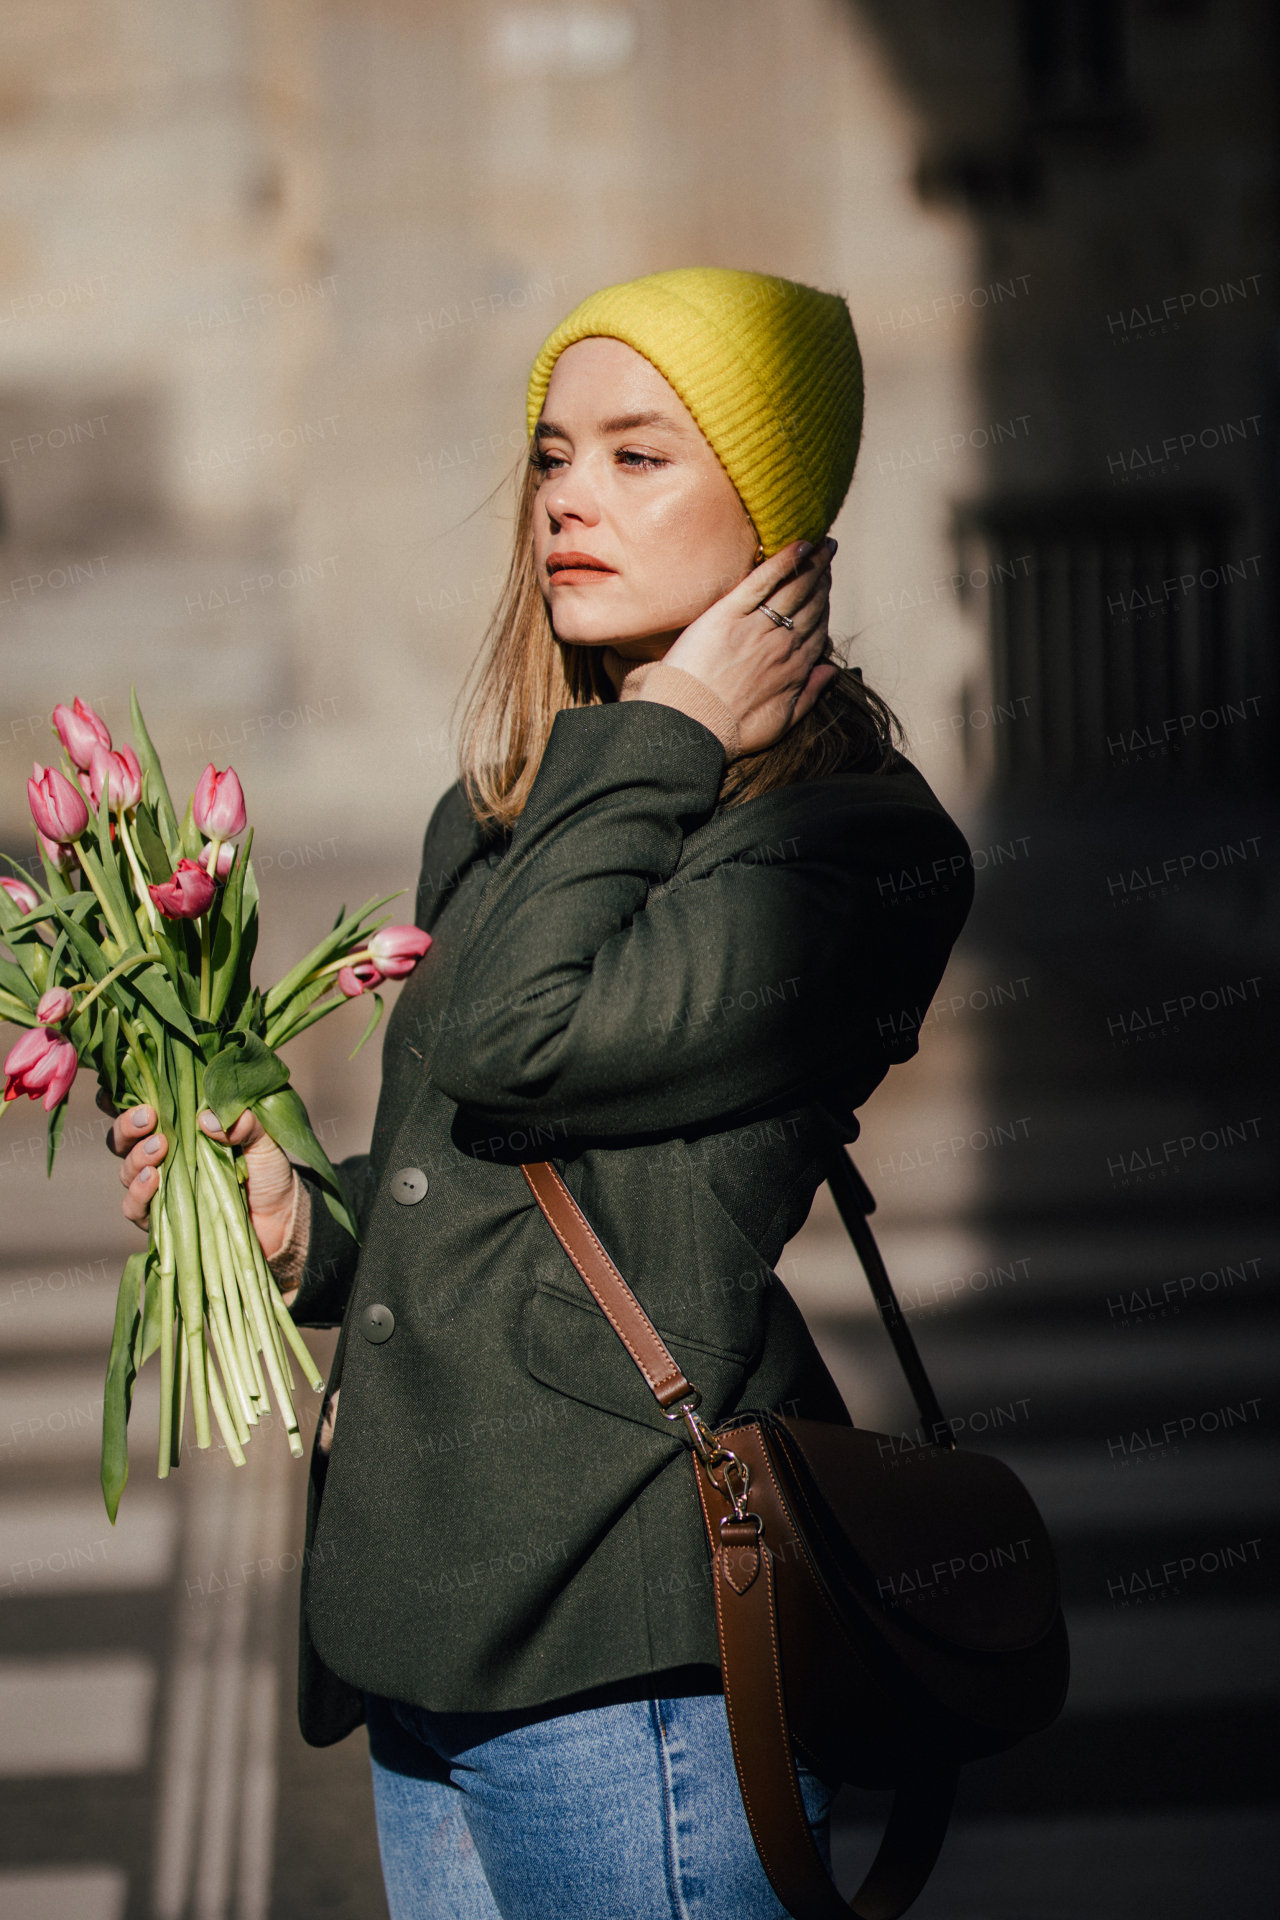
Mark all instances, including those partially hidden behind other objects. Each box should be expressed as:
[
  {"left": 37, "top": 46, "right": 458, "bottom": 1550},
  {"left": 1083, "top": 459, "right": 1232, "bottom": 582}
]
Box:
[
  {"left": 116, "top": 1017, "right": 164, "bottom": 1118},
  {"left": 73, "top": 842, "right": 136, "bottom": 953},
  {"left": 263, "top": 995, "right": 343, "bottom": 1052},
  {"left": 309, "top": 949, "right": 371, "bottom": 983},
  {"left": 73, "top": 953, "right": 152, "bottom": 1018},
  {"left": 117, "top": 809, "right": 159, "bottom": 935},
  {"left": 198, "top": 915, "right": 212, "bottom": 1021},
  {"left": 156, "top": 1200, "right": 175, "bottom": 1478}
]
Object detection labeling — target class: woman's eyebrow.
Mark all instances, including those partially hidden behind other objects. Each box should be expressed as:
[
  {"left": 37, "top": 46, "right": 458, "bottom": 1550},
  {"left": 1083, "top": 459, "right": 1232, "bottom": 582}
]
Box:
[
  {"left": 533, "top": 409, "right": 681, "bottom": 440},
  {"left": 599, "top": 409, "right": 679, "bottom": 433}
]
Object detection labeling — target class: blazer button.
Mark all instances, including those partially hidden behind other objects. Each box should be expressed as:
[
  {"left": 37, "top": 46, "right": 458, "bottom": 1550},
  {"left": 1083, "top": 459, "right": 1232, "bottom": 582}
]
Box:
[
  {"left": 390, "top": 1167, "right": 429, "bottom": 1205},
  {"left": 360, "top": 1303, "right": 396, "bottom": 1344}
]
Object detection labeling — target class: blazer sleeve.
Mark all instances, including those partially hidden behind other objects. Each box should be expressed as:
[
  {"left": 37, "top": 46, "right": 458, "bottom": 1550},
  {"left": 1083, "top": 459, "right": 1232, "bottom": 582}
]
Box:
[
  {"left": 286, "top": 1157, "right": 375, "bottom": 1327},
  {"left": 429, "top": 701, "right": 969, "bottom": 1139}
]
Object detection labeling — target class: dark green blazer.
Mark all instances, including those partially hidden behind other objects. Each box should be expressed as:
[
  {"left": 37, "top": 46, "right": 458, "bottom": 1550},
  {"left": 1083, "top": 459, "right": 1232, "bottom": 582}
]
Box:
[{"left": 289, "top": 701, "right": 972, "bottom": 1745}]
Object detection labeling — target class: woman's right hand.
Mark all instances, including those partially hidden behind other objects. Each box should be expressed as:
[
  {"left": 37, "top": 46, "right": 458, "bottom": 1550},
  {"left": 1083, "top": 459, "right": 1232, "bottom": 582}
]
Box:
[
  {"left": 658, "top": 536, "right": 837, "bottom": 757},
  {"left": 102, "top": 1096, "right": 299, "bottom": 1260}
]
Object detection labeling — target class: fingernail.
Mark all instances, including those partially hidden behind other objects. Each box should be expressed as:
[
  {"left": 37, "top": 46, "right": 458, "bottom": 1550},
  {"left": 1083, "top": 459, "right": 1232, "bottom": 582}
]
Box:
[
  {"left": 795, "top": 541, "right": 814, "bottom": 559},
  {"left": 139, "top": 1167, "right": 155, "bottom": 1187},
  {"left": 827, "top": 537, "right": 838, "bottom": 556},
  {"left": 144, "top": 1136, "right": 162, "bottom": 1155},
  {"left": 130, "top": 1107, "right": 149, "bottom": 1124},
  {"left": 198, "top": 1110, "right": 220, "bottom": 1133}
]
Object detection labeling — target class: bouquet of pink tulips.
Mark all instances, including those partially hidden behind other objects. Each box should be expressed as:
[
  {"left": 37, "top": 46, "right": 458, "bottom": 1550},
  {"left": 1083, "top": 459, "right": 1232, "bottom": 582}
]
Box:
[{"left": 1, "top": 692, "right": 430, "bottom": 1518}]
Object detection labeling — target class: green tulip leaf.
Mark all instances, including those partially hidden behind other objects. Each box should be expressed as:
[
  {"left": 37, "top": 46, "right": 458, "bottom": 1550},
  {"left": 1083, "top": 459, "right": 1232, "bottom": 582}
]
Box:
[
  {"left": 148, "top": 916, "right": 201, "bottom": 1015},
  {"left": 349, "top": 990, "right": 384, "bottom": 1061},
  {"left": 51, "top": 903, "right": 120, "bottom": 984},
  {"left": 0, "top": 959, "right": 37, "bottom": 1010},
  {"left": 37, "top": 846, "right": 74, "bottom": 898},
  {"left": 208, "top": 830, "right": 253, "bottom": 1023},
  {"left": 94, "top": 783, "right": 122, "bottom": 897},
  {"left": 262, "top": 892, "right": 401, "bottom": 1018},
  {"left": 76, "top": 841, "right": 136, "bottom": 954},
  {"left": 53, "top": 891, "right": 100, "bottom": 924},
  {"left": 50, "top": 912, "right": 190, "bottom": 1041},
  {"left": 241, "top": 851, "right": 260, "bottom": 937},
  {"left": 136, "top": 1248, "right": 164, "bottom": 1369},
  {"left": 252, "top": 1085, "right": 359, "bottom": 1242},
  {"left": 263, "top": 972, "right": 337, "bottom": 1049},
  {"left": 130, "top": 963, "right": 199, "bottom": 1043},
  {"left": 46, "top": 1094, "right": 68, "bottom": 1176},
  {"left": 101, "top": 1250, "right": 146, "bottom": 1522},
  {"left": 202, "top": 1031, "right": 292, "bottom": 1128},
  {"left": 130, "top": 686, "right": 183, "bottom": 862},
  {"left": 225, "top": 871, "right": 259, "bottom": 1024},
  {"left": 102, "top": 1005, "right": 121, "bottom": 1104},
  {"left": 179, "top": 795, "right": 202, "bottom": 862},
  {"left": 132, "top": 802, "right": 175, "bottom": 885}
]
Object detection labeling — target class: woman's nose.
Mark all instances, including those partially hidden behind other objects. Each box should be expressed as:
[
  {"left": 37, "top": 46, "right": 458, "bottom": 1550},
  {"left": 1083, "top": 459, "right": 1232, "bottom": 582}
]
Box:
[{"left": 542, "top": 468, "right": 601, "bottom": 530}]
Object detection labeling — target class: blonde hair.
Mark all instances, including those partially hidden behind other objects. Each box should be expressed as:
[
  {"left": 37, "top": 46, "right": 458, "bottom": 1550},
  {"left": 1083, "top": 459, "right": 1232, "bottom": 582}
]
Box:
[{"left": 458, "top": 454, "right": 899, "bottom": 833}]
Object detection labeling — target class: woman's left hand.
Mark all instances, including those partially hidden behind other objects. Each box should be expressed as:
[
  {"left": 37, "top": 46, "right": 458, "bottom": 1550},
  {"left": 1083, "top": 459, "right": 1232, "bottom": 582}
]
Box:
[{"left": 657, "top": 537, "right": 837, "bottom": 756}]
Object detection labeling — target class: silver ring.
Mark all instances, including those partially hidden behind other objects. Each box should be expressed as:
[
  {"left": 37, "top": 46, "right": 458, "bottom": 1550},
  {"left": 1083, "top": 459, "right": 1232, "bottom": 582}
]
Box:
[{"left": 759, "top": 601, "right": 794, "bottom": 631}]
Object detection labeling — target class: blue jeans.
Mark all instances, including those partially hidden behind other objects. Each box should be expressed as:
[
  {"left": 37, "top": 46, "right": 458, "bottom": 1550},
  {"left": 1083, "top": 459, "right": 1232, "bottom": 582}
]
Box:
[{"left": 366, "top": 1688, "right": 835, "bottom": 1919}]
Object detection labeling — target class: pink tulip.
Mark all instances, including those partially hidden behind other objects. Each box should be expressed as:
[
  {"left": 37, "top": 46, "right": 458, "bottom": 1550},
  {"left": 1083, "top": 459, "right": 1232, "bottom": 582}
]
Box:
[
  {"left": 36, "top": 986, "right": 76, "bottom": 1025},
  {"left": 198, "top": 841, "right": 235, "bottom": 880},
  {"left": 37, "top": 829, "right": 77, "bottom": 873},
  {"left": 193, "top": 764, "right": 247, "bottom": 838},
  {"left": 3, "top": 1025, "right": 78, "bottom": 1112},
  {"left": 149, "top": 858, "right": 216, "bottom": 920},
  {"left": 0, "top": 876, "right": 39, "bottom": 914},
  {"left": 337, "top": 961, "right": 383, "bottom": 998},
  {"left": 52, "top": 697, "right": 111, "bottom": 771},
  {"left": 366, "top": 926, "right": 432, "bottom": 978},
  {"left": 87, "top": 743, "right": 143, "bottom": 811},
  {"left": 28, "top": 763, "right": 90, "bottom": 844}
]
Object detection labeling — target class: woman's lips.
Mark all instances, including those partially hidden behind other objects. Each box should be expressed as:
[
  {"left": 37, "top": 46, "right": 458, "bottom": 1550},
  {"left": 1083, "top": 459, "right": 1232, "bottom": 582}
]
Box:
[{"left": 546, "top": 551, "right": 617, "bottom": 584}]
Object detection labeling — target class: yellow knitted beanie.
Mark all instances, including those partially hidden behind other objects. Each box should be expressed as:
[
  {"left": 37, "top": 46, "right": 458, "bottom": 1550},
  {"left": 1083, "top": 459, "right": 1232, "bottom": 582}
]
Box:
[{"left": 525, "top": 267, "right": 863, "bottom": 556}]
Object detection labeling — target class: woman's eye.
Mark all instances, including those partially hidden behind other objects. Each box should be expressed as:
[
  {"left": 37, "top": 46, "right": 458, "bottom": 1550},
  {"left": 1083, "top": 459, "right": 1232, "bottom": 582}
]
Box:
[
  {"left": 616, "top": 448, "right": 667, "bottom": 470},
  {"left": 533, "top": 450, "right": 568, "bottom": 475}
]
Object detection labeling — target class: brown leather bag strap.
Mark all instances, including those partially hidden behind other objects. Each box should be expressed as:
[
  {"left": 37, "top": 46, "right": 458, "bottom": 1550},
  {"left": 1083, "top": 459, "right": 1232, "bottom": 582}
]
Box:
[
  {"left": 701, "top": 1500, "right": 957, "bottom": 1920},
  {"left": 521, "top": 1161, "right": 695, "bottom": 1409},
  {"left": 712, "top": 1526, "right": 852, "bottom": 1920},
  {"left": 826, "top": 1151, "right": 953, "bottom": 1449},
  {"left": 522, "top": 1158, "right": 958, "bottom": 1920}
]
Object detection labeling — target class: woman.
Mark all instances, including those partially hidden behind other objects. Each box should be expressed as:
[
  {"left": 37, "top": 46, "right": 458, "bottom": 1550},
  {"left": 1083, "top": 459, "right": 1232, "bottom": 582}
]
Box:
[{"left": 111, "top": 268, "right": 973, "bottom": 1918}]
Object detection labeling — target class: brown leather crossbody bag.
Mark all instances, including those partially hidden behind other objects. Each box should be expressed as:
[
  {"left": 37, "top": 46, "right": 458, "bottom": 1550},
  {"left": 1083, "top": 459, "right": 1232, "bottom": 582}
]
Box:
[{"left": 523, "top": 1152, "right": 1069, "bottom": 1920}]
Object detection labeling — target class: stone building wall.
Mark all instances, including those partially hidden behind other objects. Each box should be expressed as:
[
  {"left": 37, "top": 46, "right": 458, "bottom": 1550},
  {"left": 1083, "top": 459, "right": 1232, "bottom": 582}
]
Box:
[{"left": 0, "top": 0, "right": 991, "bottom": 861}]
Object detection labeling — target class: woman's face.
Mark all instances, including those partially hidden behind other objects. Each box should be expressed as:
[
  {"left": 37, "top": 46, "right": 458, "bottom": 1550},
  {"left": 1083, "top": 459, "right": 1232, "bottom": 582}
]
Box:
[{"left": 532, "top": 337, "right": 758, "bottom": 661}]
